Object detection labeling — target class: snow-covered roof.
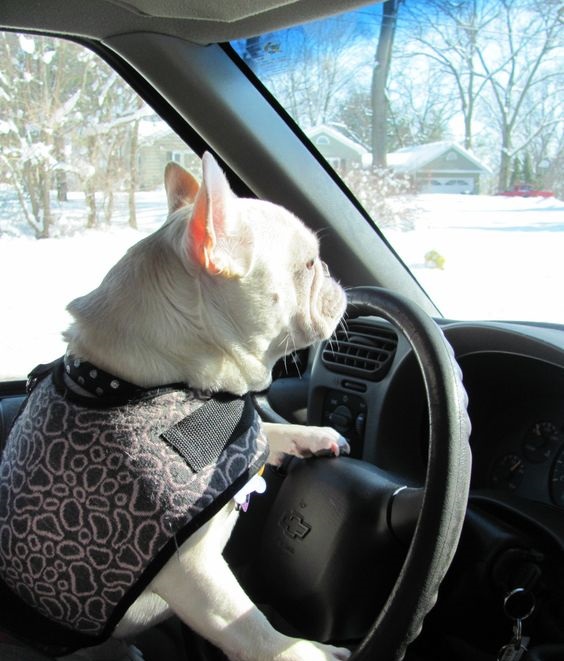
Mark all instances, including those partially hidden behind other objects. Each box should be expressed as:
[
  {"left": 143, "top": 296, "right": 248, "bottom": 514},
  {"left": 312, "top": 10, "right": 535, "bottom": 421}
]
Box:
[
  {"left": 387, "top": 141, "right": 491, "bottom": 174},
  {"left": 306, "top": 124, "right": 369, "bottom": 157},
  {"left": 138, "top": 117, "right": 175, "bottom": 142},
  {"left": 306, "top": 128, "right": 490, "bottom": 175}
]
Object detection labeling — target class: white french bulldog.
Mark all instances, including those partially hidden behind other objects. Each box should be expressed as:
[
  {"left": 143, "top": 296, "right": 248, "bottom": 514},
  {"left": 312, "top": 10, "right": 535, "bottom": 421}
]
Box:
[{"left": 60, "top": 152, "right": 350, "bottom": 661}]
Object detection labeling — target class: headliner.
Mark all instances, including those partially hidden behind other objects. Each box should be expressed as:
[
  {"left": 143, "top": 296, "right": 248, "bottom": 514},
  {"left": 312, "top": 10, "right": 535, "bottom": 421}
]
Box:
[{"left": 1, "top": 0, "right": 377, "bottom": 44}]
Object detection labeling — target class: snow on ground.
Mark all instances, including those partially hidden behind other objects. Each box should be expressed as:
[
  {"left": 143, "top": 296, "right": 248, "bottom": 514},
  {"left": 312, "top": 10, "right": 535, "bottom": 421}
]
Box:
[
  {"left": 385, "top": 194, "right": 564, "bottom": 322},
  {"left": 0, "top": 190, "right": 168, "bottom": 380},
  {"left": 1, "top": 190, "right": 563, "bottom": 380}
]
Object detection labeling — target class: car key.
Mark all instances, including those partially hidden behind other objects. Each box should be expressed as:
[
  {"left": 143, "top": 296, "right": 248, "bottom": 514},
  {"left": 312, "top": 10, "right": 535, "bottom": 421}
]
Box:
[
  {"left": 497, "top": 619, "right": 529, "bottom": 661},
  {"left": 496, "top": 587, "right": 535, "bottom": 661}
]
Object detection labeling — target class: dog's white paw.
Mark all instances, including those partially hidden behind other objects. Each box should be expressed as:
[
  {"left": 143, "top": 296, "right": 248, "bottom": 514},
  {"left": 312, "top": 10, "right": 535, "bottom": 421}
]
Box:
[
  {"left": 265, "top": 423, "right": 350, "bottom": 466},
  {"left": 307, "top": 426, "right": 350, "bottom": 458}
]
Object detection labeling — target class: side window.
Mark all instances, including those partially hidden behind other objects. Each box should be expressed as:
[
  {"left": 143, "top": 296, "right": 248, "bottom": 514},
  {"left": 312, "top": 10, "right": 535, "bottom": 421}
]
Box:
[{"left": 0, "top": 33, "right": 199, "bottom": 380}]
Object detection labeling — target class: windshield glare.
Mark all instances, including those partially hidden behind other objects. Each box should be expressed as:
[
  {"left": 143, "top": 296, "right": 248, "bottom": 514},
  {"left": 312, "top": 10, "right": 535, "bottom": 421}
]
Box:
[{"left": 231, "top": 0, "right": 564, "bottom": 324}]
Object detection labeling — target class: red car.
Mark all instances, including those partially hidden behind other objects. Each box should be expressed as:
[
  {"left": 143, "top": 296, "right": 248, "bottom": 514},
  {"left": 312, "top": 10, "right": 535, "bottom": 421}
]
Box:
[{"left": 499, "top": 184, "right": 555, "bottom": 198}]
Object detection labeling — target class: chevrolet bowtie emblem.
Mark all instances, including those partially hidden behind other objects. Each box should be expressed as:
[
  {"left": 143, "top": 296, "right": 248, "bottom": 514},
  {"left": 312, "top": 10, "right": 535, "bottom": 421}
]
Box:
[{"left": 280, "top": 510, "right": 311, "bottom": 540}]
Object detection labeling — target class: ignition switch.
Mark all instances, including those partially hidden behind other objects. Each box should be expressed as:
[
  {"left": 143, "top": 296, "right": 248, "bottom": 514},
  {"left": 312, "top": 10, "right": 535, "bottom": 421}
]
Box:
[{"left": 492, "top": 547, "right": 544, "bottom": 594}]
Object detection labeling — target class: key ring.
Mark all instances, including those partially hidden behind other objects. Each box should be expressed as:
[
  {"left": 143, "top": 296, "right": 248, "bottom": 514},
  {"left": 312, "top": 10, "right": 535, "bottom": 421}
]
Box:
[
  {"left": 496, "top": 588, "right": 535, "bottom": 660},
  {"left": 503, "top": 587, "right": 536, "bottom": 622}
]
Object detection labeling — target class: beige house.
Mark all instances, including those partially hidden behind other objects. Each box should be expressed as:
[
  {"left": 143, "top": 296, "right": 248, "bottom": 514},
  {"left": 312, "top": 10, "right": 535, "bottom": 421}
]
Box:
[
  {"left": 137, "top": 120, "right": 200, "bottom": 190},
  {"left": 308, "top": 124, "right": 490, "bottom": 194},
  {"left": 306, "top": 125, "right": 369, "bottom": 173},
  {"left": 387, "top": 142, "right": 491, "bottom": 194}
]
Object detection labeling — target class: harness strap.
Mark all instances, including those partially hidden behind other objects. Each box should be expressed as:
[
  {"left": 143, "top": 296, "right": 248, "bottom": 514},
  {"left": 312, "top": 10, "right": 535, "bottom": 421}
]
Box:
[
  {"left": 162, "top": 393, "right": 255, "bottom": 472},
  {"left": 26, "top": 357, "right": 63, "bottom": 393}
]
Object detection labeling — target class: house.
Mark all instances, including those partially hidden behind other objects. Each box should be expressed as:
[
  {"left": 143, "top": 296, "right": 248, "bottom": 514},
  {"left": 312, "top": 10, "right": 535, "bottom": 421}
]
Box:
[
  {"left": 307, "top": 126, "right": 490, "bottom": 194},
  {"left": 306, "top": 125, "right": 369, "bottom": 173},
  {"left": 137, "top": 119, "right": 200, "bottom": 190},
  {"left": 387, "top": 142, "right": 491, "bottom": 194}
]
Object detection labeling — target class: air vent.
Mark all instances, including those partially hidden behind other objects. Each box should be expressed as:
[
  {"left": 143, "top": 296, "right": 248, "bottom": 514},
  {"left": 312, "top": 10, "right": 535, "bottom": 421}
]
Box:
[{"left": 322, "top": 321, "right": 397, "bottom": 381}]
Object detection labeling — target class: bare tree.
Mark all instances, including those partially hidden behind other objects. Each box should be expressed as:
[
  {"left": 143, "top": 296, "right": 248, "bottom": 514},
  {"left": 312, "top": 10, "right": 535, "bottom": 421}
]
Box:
[
  {"left": 403, "top": 0, "right": 500, "bottom": 151},
  {"left": 387, "top": 66, "right": 456, "bottom": 149},
  {"left": 513, "top": 69, "right": 563, "bottom": 192},
  {"left": 540, "top": 130, "right": 564, "bottom": 199},
  {"left": 403, "top": 0, "right": 562, "bottom": 191},
  {"left": 0, "top": 34, "right": 151, "bottom": 236},
  {"left": 335, "top": 88, "right": 372, "bottom": 149},
  {"left": 75, "top": 58, "right": 147, "bottom": 229},
  {"left": 338, "top": 67, "right": 454, "bottom": 154},
  {"left": 371, "top": 0, "right": 402, "bottom": 167},
  {"left": 476, "top": 0, "right": 562, "bottom": 191},
  {"left": 127, "top": 97, "right": 144, "bottom": 230},
  {"left": 0, "top": 34, "right": 80, "bottom": 237}
]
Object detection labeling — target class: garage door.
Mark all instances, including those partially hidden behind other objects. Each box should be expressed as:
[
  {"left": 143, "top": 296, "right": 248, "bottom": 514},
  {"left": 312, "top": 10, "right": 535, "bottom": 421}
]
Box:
[{"left": 420, "top": 177, "right": 474, "bottom": 194}]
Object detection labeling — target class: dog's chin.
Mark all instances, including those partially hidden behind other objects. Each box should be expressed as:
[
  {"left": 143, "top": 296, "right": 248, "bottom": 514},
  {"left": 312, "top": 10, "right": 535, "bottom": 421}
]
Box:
[{"left": 292, "top": 309, "right": 345, "bottom": 354}]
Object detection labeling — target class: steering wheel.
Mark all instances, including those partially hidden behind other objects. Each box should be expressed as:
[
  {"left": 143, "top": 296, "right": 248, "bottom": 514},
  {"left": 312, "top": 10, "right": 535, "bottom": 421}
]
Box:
[{"left": 240, "top": 286, "right": 472, "bottom": 661}]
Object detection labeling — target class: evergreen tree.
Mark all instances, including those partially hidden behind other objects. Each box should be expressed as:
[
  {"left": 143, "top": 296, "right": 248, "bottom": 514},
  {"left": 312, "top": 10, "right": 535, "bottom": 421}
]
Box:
[
  {"left": 510, "top": 156, "right": 522, "bottom": 188},
  {"left": 522, "top": 152, "right": 534, "bottom": 187}
]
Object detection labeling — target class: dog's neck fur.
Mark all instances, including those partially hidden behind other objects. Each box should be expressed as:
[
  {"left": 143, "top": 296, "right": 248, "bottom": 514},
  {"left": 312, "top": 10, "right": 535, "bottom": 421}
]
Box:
[{"left": 64, "top": 224, "right": 273, "bottom": 396}]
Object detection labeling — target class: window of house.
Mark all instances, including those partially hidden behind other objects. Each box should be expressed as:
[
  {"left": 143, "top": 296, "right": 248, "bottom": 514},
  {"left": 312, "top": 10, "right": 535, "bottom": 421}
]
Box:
[
  {"left": 167, "top": 150, "right": 183, "bottom": 163},
  {"left": 0, "top": 33, "right": 199, "bottom": 380}
]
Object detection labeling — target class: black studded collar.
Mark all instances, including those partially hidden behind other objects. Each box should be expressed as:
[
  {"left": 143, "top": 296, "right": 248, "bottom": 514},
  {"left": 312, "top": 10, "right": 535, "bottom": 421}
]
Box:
[
  {"left": 58, "top": 353, "right": 193, "bottom": 407},
  {"left": 63, "top": 352, "right": 143, "bottom": 399}
]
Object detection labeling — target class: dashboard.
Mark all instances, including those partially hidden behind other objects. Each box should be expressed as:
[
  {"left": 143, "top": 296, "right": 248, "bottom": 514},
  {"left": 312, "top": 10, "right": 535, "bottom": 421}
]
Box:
[{"left": 301, "top": 317, "right": 564, "bottom": 513}]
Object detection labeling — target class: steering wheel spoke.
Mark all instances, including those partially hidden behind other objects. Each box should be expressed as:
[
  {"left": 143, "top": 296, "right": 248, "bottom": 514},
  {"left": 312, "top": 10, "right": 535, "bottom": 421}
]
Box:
[{"left": 252, "top": 457, "right": 415, "bottom": 642}]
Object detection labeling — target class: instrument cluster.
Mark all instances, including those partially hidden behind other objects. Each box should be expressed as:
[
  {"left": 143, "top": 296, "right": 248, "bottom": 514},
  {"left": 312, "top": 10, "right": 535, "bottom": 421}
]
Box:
[{"left": 489, "top": 419, "right": 564, "bottom": 507}]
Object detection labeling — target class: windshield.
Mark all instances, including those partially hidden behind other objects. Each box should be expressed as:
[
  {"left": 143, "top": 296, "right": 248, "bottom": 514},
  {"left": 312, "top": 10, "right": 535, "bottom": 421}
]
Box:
[{"left": 231, "top": 0, "right": 564, "bottom": 324}]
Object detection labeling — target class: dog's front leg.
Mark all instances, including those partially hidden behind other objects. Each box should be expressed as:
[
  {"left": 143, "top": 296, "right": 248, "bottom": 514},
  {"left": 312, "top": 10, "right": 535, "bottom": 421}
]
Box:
[
  {"left": 150, "top": 503, "right": 350, "bottom": 661},
  {"left": 263, "top": 423, "right": 350, "bottom": 466}
]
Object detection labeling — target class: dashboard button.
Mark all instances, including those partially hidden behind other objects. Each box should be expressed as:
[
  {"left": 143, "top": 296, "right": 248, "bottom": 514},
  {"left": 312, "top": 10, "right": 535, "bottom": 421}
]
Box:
[{"left": 328, "top": 405, "right": 352, "bottom": 432}]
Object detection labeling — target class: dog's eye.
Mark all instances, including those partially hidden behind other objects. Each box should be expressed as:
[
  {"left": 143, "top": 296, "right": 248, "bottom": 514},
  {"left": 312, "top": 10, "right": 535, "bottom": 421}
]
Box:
[{"left": 306, "top": 259, "right": 315, "bottom": 270}]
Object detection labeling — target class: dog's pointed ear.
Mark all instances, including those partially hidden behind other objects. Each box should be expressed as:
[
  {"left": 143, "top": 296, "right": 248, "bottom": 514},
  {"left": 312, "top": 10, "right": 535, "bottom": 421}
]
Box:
[
  {"left": 164, "top": 162, "right": 200, "bottom": 213},
  {"left": 189, "top": 152, "right": 251, "bottom": 278}
]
